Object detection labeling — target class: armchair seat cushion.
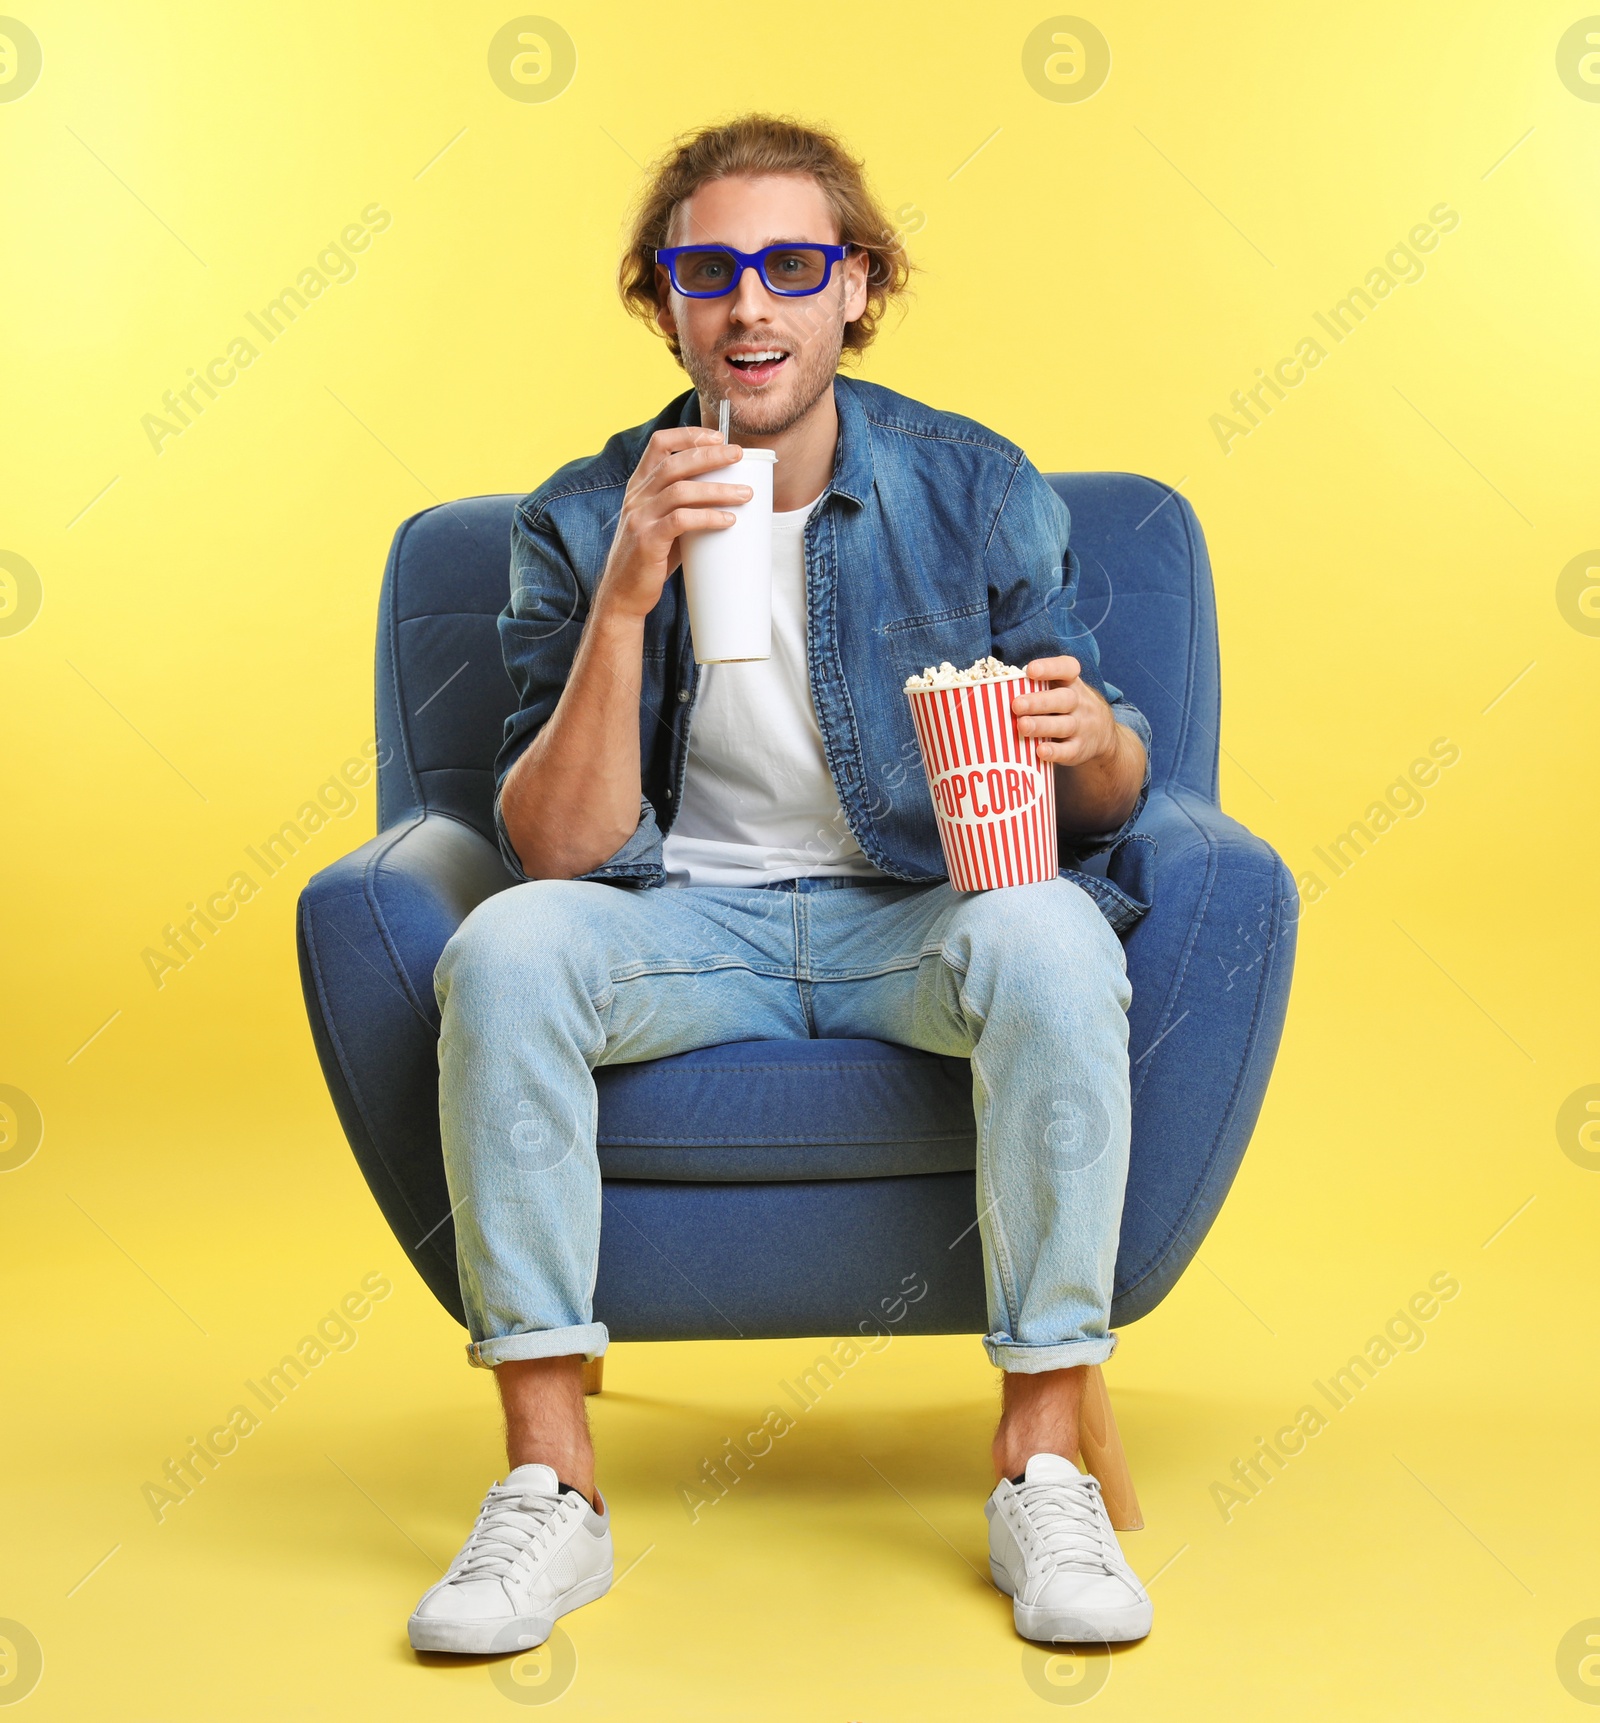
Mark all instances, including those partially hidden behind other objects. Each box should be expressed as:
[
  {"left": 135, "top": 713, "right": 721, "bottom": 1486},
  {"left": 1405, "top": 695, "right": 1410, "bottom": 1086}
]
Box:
[{"left": 595, "top": 1038, "right": 976, "bottom": 1182}]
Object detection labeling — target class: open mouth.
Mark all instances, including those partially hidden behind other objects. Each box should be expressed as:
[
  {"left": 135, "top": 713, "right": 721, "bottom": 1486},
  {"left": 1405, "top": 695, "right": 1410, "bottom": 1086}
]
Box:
[{"left": 723, "top": 347, "right": 790, "bottom": 386}]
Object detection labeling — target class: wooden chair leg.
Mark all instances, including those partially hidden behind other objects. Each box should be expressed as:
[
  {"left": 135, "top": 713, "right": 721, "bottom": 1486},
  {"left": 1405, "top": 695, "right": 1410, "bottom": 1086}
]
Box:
[
  {"left": 1077, "top": 1363, "right": 1143, "bottom": 1530},
  {"left": 582, "top": 1356, "right": 604, "bottom": 1396}
]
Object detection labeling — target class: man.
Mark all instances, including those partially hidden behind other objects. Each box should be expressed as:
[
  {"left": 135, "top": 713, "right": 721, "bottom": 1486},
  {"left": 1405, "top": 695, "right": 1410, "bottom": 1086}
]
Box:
[{"left": 407, "top": 114, "right": 1156, "bottom": 1656}]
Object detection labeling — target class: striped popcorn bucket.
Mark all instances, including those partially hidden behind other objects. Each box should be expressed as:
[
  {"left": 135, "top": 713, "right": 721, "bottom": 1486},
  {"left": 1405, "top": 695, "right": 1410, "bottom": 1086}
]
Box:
[{"left": 906, "top": 675, "right": 1059, "bottom": 891}]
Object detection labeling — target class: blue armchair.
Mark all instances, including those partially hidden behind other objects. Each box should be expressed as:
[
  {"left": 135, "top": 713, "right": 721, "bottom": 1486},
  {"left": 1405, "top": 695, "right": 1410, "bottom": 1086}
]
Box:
[{"left": 296, "top": 474, "right": 1297, "bottom": 1468}]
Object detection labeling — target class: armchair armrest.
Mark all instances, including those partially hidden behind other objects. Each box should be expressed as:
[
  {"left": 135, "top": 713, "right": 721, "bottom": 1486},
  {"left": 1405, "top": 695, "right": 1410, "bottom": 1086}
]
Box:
[
  {"left": 1108, "top": 787, "right": 1299, "bottom": 1324},
  {"left": 296, "top": 814, "right": 514, "bottom": 1324}
]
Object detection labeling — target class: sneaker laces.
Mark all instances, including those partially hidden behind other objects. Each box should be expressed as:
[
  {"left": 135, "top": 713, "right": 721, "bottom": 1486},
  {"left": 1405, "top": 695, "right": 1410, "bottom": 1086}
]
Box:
[
  {"left": 1014, "top": 1476, "right": 1116, "bottom": 1573},
  {"left": 446, "top": 1484, "right": 569, "bottom": 1586}
]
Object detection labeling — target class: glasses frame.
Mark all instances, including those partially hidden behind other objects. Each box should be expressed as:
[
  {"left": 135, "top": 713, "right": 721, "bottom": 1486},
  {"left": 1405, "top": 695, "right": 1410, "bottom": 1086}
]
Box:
[{"left": 654, "top": 242, "right": 854, "bottom": 299}]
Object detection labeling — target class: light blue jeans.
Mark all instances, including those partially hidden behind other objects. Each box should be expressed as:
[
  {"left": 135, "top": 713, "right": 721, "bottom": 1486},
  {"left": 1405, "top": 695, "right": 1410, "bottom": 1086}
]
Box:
[{"left": 434, "top": 874, "right": 1134, "bottom": 1375}]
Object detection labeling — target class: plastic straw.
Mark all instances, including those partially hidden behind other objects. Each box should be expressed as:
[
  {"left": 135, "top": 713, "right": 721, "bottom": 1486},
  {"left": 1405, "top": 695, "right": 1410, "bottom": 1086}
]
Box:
[{"left": 718, "top": 397, "right": 730, "bottom": 441}]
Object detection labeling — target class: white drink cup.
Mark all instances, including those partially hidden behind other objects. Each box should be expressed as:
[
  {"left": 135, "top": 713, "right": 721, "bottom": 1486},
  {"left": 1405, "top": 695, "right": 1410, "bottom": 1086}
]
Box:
[{"left": 680, "top": 447, "right": 778, "bottom": 663}]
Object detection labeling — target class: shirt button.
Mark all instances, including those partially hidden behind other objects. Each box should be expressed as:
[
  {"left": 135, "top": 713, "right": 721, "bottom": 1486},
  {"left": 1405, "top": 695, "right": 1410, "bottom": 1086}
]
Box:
[
  {"left": 664, "top": 786, "right": 673, "bottom": 799},
  {"left": 677, "top": 689, "right": 690, "bottom": 703}
]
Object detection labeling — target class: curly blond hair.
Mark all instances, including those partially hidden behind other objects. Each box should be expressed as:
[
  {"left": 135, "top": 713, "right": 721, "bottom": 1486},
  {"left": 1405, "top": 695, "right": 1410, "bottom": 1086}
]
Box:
[{"left": 618, "top": 113, "right": 914, "bottom": 365}]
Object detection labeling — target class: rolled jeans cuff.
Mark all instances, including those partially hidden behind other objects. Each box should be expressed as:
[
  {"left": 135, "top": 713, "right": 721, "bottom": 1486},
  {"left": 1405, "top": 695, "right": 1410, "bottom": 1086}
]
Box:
[
  {"left": 986, "top": 1332, "right": 1118, "bottom": 1373},
  {"left": 466, "top": 1322, "right": 610, "bottom": 1369}
]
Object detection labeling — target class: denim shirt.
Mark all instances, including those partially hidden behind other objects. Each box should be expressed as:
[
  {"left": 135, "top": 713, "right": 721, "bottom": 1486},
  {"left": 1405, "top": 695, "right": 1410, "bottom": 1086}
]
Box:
[{"left": 493, "top": 375, "right": 1155, "bottom": 935}]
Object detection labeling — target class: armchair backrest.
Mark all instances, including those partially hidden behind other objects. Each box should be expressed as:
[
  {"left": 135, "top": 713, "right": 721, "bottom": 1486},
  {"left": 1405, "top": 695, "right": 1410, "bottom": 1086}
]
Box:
[{"left": 374, "top": 474, "right": 1220, "bottom": 840}]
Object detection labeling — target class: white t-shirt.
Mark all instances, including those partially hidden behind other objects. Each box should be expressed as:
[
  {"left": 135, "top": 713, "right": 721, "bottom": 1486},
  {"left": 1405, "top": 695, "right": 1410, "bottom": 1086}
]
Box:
[{"left": 662, "top": 496, "right": 887, "bottom": 887}]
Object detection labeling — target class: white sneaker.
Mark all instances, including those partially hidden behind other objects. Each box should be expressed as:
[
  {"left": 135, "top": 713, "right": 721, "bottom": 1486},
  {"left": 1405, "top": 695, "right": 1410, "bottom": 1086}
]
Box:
[
  {"left": 986, "top": 1453, "right": 1152, "bottom": 1643},
  {"left": 407, "top": 1463, "right": 613, "bottom": 1654}
]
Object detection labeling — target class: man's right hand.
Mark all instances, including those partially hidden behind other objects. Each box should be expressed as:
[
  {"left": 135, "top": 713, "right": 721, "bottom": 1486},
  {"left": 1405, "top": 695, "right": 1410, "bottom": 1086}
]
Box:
[{"left": 595, "top": 426, "right": 751, "bottom": 621}]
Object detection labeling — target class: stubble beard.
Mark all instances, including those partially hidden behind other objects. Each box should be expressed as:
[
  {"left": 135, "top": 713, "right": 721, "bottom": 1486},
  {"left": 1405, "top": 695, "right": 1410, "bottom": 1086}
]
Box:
[{"left": 680, "top": 309, "right": 846, "bottom": 438}]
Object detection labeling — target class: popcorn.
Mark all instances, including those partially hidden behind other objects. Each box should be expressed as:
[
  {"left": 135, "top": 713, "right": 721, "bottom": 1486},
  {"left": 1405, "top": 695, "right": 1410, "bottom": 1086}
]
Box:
[
  {"left": 903, "top": 655, "right": 1024, "bottom": 691},
  {"left": 902, "top": 654, "right": 1058, "bottom": 889}
]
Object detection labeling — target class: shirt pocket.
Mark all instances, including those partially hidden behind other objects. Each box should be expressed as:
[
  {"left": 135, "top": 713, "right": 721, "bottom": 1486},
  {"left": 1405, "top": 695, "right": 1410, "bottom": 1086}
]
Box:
[
  {"left": 878, "top": 600, "right": 993, "bottom": 678},
  {"left": 878, "top": 598, "right": 989, "bottom": 636}
]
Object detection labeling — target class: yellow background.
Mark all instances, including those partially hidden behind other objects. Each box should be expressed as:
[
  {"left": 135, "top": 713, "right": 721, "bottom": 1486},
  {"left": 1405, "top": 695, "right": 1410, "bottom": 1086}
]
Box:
[{"left": 3, "top": 2, "right": 1598, "bottom": 1717}]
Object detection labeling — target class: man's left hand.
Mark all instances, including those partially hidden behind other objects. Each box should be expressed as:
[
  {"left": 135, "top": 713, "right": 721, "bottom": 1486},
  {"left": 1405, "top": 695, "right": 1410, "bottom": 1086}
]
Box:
[{"left": 1011, "top": 656, "right": 1116, "bottom": 766}]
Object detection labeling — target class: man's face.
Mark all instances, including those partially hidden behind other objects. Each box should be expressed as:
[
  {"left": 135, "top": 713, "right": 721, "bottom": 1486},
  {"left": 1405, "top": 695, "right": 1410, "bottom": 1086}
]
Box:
[{"left": 656, "top": 173, "right": 870, "bottom": 436}]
